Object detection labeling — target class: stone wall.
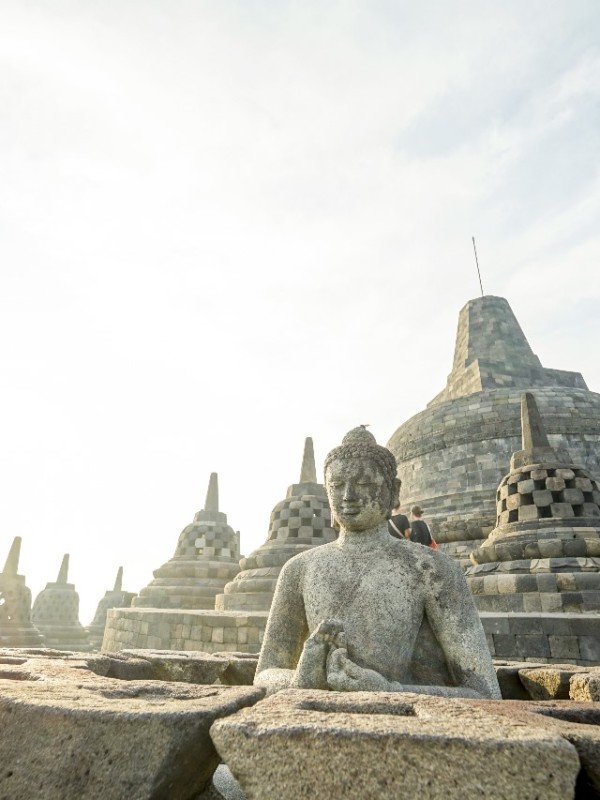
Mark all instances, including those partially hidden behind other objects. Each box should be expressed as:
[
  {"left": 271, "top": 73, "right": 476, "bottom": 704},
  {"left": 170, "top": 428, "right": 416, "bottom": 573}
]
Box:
[
  {"left": 102, "top": 608, "right": 268, "bottom": 654},
  {"left": 481, "top": 612, "right": 600, "bottom": 664}
]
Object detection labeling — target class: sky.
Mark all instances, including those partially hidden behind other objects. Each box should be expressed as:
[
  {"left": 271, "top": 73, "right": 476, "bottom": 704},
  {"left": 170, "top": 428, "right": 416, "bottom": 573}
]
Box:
[{"left": 1, "top": 0, "right": 599, "bottom": 624}]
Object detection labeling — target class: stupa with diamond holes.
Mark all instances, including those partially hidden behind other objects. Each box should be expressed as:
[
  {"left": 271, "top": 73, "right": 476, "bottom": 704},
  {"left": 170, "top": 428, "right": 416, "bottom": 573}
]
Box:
[
  {"left": 215, "top": 437, "right": 337, "bottom": 612},
  {"left": 465, "top": 392, "right": 600, "bottom": 663},
  {"left": 387, "top": 295, "right": 600, "bottom": 568},
  {"left": 32, "top": 554, "right": 91, "bottom": 651},
  {"left": 0, "top": 537, "right": 44, "bottom": 647},
  {"left": 133, "top": 473, "right": 241, "bottom": 610},
  {"left": 87, "top": 567, "right": 136, "bottom": 649}
]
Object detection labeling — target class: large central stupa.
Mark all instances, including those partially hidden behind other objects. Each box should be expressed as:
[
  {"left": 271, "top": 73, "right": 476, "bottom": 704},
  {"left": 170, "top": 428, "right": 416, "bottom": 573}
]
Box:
[{"left": 387, "top": 295, "right": 600, "bottom": 565}]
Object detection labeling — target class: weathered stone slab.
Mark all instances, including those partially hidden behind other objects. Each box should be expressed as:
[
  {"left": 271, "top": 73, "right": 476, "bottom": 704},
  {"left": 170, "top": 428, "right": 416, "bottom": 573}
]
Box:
[
  {"left": 0, "top": 674, "right": 262, "bottom": 800},
  {"left": 519, "top": 664, "right": 591, "bottom": 700},
  {"left": 109, "top": 649, "right": 231, "bottom": 683},
  {"left": 467, "top": 698, "right": 600, "bottom": 798},
  {"left": 492, "top": 660, "right": 547, "bottom": 699},
  {"left": 213, "top": 652, "right": 258, "bottom": 685},
  {"left": 211, "top": 689, "right": 579, "bottom": 799},
  {"left": 570, "top": 672, "right": 600, "bottom": 702}
]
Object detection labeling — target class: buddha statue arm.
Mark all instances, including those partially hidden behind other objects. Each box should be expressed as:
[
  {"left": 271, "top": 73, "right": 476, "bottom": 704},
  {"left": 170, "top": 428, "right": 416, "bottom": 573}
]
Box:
[
  {"left": 255, "top": 560, "right": 345, "bottom": 694},
  {"left": 421, "top": 555, "right": 502, "bottom": 699},
  {"left": 326, "top": 648, "right": 483, "bottom": 697}
]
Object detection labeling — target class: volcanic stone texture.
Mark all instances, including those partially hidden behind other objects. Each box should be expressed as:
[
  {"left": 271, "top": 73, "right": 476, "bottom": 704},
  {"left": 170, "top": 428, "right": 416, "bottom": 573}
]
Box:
[
  {"left": 387, "top": 296, "right": 600, "bottom": 566},
  {"left": 480, "top": 612, "right": 600, "bottom": 664},
  {"left": 211, "top": 689, "right": 580, "bottom": 800},
  {"left": 0, "top": 648, "right": 263, "bottom": 800}
]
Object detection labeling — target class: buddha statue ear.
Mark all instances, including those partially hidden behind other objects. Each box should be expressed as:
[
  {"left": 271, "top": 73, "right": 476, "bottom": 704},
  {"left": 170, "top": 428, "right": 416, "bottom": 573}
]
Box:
[{"left": 390, "top": 477, "right": 401, "bottom": 512}]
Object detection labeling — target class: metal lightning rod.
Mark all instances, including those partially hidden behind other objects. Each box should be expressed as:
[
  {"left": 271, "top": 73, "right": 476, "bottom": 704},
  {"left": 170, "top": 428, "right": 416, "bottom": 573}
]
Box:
[{"left": 472, "top": 236, "right": 484, "bottom": 297}]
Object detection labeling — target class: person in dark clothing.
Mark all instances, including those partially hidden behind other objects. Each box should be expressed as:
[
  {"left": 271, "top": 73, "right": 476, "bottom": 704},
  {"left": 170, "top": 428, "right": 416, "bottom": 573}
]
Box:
[
  {"left": 410, "top": 505, "right": 433, "bottom": 546},
  {"left": 388, "top": 503, "right": 410, "bottom": 539}
]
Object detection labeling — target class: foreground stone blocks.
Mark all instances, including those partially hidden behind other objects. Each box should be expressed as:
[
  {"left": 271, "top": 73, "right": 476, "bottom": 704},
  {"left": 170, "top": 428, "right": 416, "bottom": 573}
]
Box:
[
  {"left": 0, "top": 651, "right": 262, "bottom": 800},
  {"left": 211, "top": 689, "right": 580, "bottom": 799}
]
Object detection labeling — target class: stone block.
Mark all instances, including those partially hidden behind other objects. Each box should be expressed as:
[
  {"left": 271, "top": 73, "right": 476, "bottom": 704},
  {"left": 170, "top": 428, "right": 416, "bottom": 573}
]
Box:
[
  {"left": 540, "top": 594, "right": 563, "bottom": 612},
  {"left": 523, "top": 593, "right": 542, "bottom": 612},
  {"left": 536, "top": 574, "right": 557, "bottom": 593},
  {"left": 508, "top": 615, "right": 543, "bottom": 635},
  {"left": 574, "top": 477, "right": 594, "bottom": 492},
  {"left": 551, "top": 503, "right": 575, "bottom": 518},
  {"left": 549, "top": 636, "right": 581, "bottom": 660},
  {"left": 545, "top": 477, "right": 566, "bottom": 492},
  {"left": 519, "top": 666, "right": 584, "bottom": 700},
  {"left": 479, "top": 614, "right": 510, "bottom": 635},
  {"left": 0, "top": 671, "right": 262, "bottom": 800},
  {"left": 561, "top": 488, "right": 585, "bottom": 505},
  {"left": 518, "top": 504, "right": 540, "bottom": 522},
  {"left": 506, "top": 494, "right": 522, "bottom": 510},
  {"left": 517, "top": 479, "right": 535, "bottom": 495},
  {"left": 465, "top": 697, "right": 600, "bottom": 796},
  {"left": 210, "top": 689, "right": 580, "bottom": 800},
  {"left": 555, "top": 469, "right": 575, "bottom": 481},
  {"left": 533, "top": 490, "right": 553, "bottom": 507},
  {"left": 570, "top": 673, "right": 600, "bottom": 701},
  {"left": 530, "top": 469, "right": 548, "bottom": 481},
  {"left": 493, "top": 634, "right": 518, "bottom": 658},
  {"left": 515, "top": 635, "right": 551, "bottom": 659},
  {"left": 579, "top": 636, "right": 600, "bottom": 662}
]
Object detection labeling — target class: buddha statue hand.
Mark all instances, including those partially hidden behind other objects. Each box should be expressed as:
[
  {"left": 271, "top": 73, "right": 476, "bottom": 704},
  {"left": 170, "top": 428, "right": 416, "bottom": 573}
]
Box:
[
  {"left": 326, "top": 647, "right": 394, "bottom": 692},
  {"left": 292, "top": 618, "right": 346, "bottom": 690}
]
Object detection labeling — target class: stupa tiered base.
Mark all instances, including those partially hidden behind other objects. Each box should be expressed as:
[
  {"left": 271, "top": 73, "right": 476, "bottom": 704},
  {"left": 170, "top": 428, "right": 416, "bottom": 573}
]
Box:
[
  {"left": 466, "top": 393, "right": 600, "bottom": 664},
  {"left": 102, "top": 607, "right": 268, "bottom": 654}
]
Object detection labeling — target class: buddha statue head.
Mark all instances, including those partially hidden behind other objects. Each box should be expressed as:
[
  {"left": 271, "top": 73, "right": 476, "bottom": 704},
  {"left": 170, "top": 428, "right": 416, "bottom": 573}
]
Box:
[{"left": 324, "top": 426, "right": 400, "bottom": 532}]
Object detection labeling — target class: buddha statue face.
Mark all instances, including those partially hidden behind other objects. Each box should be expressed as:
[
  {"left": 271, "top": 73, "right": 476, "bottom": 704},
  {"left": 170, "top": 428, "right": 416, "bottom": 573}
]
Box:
[
  {"left": 324, "top": 427, "right": 399, "bottom": 533},
  {"left": 326, "top": 457, "right": 393, "bottom": 532}
]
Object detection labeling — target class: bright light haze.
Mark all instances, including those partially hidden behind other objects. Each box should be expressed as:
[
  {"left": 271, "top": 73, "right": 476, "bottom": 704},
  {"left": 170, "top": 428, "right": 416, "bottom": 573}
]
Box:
[{"left": 1, "top": 1, "right": 599, "bottom": 623}]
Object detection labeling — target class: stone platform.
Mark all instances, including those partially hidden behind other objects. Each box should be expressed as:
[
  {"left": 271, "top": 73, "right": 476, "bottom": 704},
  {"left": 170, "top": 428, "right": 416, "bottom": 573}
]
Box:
[
  {"left": 102, "top": 608, "right": 268, "bottom": 655},
  {"left": 481, "top": 612, "right": 600, "bottom": 665}
]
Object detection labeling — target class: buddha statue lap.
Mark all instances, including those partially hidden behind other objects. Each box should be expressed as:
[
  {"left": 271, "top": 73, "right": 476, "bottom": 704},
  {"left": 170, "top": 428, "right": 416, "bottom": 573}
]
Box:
[{"left": 254, "top": 426, "right": 501, "bottom": 699}]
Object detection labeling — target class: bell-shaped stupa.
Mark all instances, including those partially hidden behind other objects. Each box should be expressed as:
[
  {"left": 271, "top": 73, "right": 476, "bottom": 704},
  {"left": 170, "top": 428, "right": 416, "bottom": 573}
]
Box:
[
  {"left": 387, "top": 295, "right": 600, "bottom": 566},
  {"left": 133, "top": 473, "right": 241, "bottom": 610},
  {"left": 32, "top": 554, "right": 91, "bottom": 651},
  {"left": 466, "top": 392, "right": 600, "bottom": 614},
  {"left": 0, "top": 537, "right": 44, "bottom": 646},
  {"left": 87, "top": 567, "right": 136, "bottom": 649},
  {"left": 215, "top": 437, "right": 337, "bottom": 612}
]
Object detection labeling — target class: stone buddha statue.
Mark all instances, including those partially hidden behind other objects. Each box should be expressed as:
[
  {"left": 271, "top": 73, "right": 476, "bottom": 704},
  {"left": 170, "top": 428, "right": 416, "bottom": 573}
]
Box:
[{"left": 254, "top": 427, "right": 501, "bottom": 698}]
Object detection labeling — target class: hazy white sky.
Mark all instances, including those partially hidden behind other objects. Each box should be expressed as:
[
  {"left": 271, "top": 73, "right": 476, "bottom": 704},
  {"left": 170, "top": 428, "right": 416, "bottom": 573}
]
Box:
[{"left": 1, "top": 0, "right": 599, "bottom": 623}]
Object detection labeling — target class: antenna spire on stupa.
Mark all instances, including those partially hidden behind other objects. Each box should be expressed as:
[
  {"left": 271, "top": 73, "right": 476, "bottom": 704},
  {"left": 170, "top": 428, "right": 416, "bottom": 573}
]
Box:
[
  {"left": 204, "top": 472, "right": 219, "bottom": 512},
  {"left": 56, "top": 554, "right": 69, "bottom": 584},
  {"left": 113, "top": 566, "right": 123, "bottom": 592},
  {"left": 299, "top": 437, "right": 317, "bottom": 483},
  {"left": 2, "top": 536, "right": 22, "bottom": 576}
]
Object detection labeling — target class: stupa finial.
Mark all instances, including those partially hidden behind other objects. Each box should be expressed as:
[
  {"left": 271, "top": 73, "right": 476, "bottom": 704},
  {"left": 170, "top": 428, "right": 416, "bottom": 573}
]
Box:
[
  {"left": 113, "top": 566, "right": 123, "bottom": 592},
  {"left": 521, "top": 392, "right": 550, "bottom": 451},
  {"left": 510, "top": 392, "right": 571, "bottom": 470},
  {"left": 2, "top": 536, "right": 22, "bottom": 576},
  {"left": 299, "top": 437, "right": 317, "bottom": 483},
  {"left": 204, "top": 472, "right": 219, "bottom": 512},
  {"left": 56, "top": 554, "right": 69, "bottom": 584}
]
